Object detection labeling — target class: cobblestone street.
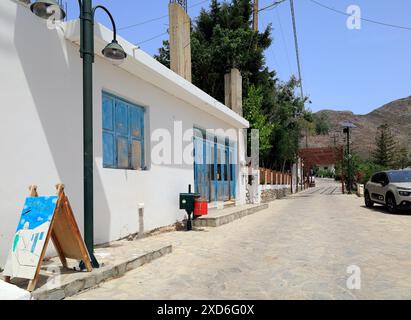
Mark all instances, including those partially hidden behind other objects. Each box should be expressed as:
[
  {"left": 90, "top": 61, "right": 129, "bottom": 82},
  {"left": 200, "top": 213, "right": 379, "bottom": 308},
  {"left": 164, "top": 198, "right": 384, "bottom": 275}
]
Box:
[{"left": 70, "top": 179, "right": 411, "bottom": 300}]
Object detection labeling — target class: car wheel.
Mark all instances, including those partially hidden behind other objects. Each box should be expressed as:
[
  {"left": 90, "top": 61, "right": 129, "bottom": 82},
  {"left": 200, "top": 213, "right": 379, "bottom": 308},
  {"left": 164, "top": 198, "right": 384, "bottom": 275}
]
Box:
[
  {"left": 364, "top": 191, "right": 374, "bottom": 208},
  {"left": 386, "top": 194, "right": 398, "bottom": 214}
]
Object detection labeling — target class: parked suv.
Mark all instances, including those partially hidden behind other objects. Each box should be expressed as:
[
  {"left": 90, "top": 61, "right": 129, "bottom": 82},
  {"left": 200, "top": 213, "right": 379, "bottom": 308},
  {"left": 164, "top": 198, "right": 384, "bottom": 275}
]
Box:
[{"left": 364, "top": 170, "right": 411, "bottom": 213}]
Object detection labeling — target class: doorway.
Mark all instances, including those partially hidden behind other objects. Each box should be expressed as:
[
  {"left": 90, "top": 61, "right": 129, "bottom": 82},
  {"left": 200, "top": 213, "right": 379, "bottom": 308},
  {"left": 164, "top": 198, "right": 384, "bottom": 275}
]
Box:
[{"left": 194, "top": 128, "right": 237, "bottom": 206}]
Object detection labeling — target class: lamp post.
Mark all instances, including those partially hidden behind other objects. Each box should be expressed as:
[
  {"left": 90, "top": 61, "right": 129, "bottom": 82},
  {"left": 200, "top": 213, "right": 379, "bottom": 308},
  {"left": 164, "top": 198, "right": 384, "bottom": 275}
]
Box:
[
  {"left": 30, "top": 0, "right": 127, "bottom": 268},
  {"left": 340, "top": 121, "right": 356, "bottom": 195}
]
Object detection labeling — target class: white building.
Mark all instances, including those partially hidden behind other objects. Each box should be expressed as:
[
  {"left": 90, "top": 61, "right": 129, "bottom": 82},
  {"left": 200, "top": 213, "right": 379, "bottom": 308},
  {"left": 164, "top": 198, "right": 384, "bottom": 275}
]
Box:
[{"left": 0, "top": 0, "right": 249, "bottom": 268}]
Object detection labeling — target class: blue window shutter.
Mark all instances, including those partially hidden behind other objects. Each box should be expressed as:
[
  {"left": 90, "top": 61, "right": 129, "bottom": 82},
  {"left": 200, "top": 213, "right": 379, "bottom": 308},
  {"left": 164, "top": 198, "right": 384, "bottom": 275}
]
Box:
[
  {"left": 102, "top": 95, "right": 114, "bottom": 131},
  {"left": 102, "top": 92, "right": 145, "bottom": 170},
  {"left": 115, "top": 100, "right": 128, "bottom": 136},
  {"left": 129, "top": 105, "right": 145, "bottom": 169},
  {"left": 117, "top": 136, "right": 129, "bottom": 169},
  {"left": 131, "top": 139, "right": 142, "bottom": 169},
  {"left": 103, "top": 132, "right": 115, "bottom": 167},
  {"left": 129, "top": 105, "right": 143, "bottom": 138}
]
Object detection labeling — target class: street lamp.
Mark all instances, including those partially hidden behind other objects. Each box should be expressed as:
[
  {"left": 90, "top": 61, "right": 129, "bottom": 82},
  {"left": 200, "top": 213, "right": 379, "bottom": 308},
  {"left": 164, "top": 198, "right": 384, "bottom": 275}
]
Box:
[
  {"left": 30, "top": 0, "right": 127, "bottom": 268},
  {"left": 340, "top": 121, "right": 356, "bottom": 195}
]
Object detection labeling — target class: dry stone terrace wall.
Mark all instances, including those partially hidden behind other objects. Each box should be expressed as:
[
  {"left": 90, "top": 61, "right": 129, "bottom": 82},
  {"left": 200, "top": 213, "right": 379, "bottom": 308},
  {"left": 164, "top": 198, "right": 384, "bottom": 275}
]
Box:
[{"left": 260, "top": 186, "right": 291, "bottom": 203}]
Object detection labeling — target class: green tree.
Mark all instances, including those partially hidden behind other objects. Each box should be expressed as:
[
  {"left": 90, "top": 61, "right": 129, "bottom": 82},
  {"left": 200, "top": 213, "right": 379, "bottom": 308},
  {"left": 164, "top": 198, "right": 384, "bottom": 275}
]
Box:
[
  {"left": 156, "top": 0, "right": 311, "bottom": 170},
  {"left": 265, "top": 77, "right": 310, "bottom": 170},
  {"left": 156, "top": 0, "right": 274, "bottom": 106},
  {"left": 372, "top": 124, "right": 397, "bottom": 168},
  {"left": 312, "top": 112, "right": 330, "bottom": 135},
  {"left": 243, "top": 86, "right": 273, "bottom": 157},
  {"left": 395, "top": 145, "right": 410, "bottom": 169}
]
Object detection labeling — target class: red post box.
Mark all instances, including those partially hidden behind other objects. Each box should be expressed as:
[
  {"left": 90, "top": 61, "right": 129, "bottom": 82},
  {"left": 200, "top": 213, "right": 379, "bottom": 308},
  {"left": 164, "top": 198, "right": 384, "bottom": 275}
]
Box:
[{"left": 194, "top": 198, "right": 208, "bottom": 216}]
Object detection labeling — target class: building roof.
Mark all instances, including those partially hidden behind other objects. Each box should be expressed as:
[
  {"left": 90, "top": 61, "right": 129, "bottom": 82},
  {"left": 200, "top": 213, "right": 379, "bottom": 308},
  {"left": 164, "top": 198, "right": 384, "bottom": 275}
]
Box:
[{"left": 64, "top": 20, "right": 249, "bottom": 129}]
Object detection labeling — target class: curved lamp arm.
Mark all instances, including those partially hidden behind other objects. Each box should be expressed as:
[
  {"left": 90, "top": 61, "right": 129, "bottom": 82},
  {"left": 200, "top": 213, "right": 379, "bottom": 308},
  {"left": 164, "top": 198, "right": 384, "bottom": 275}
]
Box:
[{"left": 92, "top": 5, "right": 118, "bottom": 41}]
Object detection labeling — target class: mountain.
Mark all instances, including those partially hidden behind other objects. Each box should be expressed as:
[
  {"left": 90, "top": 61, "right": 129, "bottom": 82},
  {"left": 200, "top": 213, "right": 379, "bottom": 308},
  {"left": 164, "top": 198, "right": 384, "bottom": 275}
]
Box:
[{"left": 302, "top": 96, "right": 411, "bottom": 158}]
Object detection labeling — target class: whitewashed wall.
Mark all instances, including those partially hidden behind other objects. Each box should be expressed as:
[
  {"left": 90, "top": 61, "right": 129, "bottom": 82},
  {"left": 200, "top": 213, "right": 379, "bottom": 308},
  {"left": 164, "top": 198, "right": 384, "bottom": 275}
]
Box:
[{"left": 0, "top": 1, "right": 246, "bottom": 268}]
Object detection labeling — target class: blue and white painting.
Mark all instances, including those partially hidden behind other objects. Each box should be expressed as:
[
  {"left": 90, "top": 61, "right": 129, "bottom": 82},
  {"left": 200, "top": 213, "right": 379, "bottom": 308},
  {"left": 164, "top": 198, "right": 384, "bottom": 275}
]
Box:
[{"left": 3, "top": 196, "right": 58, "bottom": 280}]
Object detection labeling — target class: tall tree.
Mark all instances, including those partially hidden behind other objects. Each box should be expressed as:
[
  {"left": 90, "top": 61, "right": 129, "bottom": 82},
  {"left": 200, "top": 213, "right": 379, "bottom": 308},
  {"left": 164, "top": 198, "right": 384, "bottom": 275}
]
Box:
[
  {"left": 156, "top": 0, "right": 311, "bottom": 170},
  {"left": 243, "top": 86, "right": 273, "bottom": 158},
  {"left": 312, "top": 112, "right": 330, "bottom": 135},
  {"left": 395, "top": 145, "right": 410, "bottom": 169},
  {"left": 372, "top": 124, "right": 397, "bottom": 168}
]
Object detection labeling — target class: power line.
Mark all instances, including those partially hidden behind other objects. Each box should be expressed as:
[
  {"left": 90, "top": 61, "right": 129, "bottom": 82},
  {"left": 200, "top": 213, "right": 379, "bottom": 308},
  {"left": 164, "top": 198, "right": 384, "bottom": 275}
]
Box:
[
  {"left": 259, "top": 0, "right": 287, "bottom": 12},
  {"left": 119, "top": 0, "right": 210, "bottom": 31},
  {"left": 290, "top": 0, "right": 304, "bottom": 99},
  {"left": 118, "top": 15, "right": 168, "bottom": 31},
  {"left": 136, "top": 31, "right": 169, "bottom": 46},
  {"left": 308, "top": 0, "right": 411, "bottom": 31}
]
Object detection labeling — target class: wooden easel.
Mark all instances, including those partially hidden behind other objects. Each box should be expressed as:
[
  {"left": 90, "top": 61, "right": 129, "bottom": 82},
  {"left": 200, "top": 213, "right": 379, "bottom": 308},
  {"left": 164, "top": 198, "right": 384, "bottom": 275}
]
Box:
[{"left": 5, "top": 184, "right": 92, "bottom": 292}]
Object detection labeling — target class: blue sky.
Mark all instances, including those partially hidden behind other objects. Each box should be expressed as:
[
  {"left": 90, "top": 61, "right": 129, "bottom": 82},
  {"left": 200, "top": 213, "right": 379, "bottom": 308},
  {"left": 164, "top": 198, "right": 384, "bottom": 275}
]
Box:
[{"left": 65, "top": 0, "right": 411, "bottom": 115}]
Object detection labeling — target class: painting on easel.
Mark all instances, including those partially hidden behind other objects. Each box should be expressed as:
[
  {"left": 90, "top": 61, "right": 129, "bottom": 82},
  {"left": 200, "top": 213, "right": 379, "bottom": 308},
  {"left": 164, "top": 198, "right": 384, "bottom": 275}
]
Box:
[
  {"left": 3, "top": 196, "right": 58, "bottom": 280},
  {"left": 3, "top": 184, "right": 92, "bottom": 291}
]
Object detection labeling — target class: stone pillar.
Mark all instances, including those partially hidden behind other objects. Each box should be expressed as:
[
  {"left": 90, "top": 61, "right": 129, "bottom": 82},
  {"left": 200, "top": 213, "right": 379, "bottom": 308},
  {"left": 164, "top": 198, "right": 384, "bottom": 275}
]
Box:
[
  {"left": 224, "top": 68, "right": 243, "bottom": 116},
  {"left": 169, "top": 3, "right": 192, "bottom": 82}
]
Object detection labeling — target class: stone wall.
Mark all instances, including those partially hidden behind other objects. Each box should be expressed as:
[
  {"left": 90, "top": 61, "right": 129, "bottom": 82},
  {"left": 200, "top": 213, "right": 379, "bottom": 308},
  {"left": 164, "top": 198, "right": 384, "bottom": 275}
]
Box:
[{"left": 260, "top": 186, "right": 291, "bottom": 203}]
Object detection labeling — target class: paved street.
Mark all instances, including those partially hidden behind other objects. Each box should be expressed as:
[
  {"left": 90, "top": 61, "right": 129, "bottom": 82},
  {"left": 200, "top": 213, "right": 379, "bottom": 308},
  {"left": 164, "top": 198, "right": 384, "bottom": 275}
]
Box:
[{"left": 71, "top": 179, "right": 411, "bottom": 300}]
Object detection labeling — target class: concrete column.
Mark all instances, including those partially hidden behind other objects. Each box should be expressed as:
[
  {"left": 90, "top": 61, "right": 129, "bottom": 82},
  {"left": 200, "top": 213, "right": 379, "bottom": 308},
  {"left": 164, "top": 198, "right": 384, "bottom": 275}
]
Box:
[
  {"left": 292, "top": 163, "right": 297, "bottom": 193},
  {"left": 237, "top": 129, "right": 247, "bottom": 206},
  {"left": 224, "top": 68, "right": 243, "bottom": 116},
  {"left": 169, "top": 3, "right": 192, "bottom": 82},
  {"left": 253, "top": 0, "right": 259, "bottom": 32}
]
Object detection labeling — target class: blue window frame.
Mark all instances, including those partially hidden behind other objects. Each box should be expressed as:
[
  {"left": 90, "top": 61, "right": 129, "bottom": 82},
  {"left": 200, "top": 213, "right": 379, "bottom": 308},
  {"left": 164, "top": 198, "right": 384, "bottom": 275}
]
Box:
[{"left": 102, "top": 92, "right": 145, "bottom": 170}]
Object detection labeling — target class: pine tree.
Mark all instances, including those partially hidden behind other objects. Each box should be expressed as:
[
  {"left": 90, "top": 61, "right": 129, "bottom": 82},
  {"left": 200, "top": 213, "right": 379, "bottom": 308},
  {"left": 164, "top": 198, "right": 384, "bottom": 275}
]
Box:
[
  {"left": 395, "top": 145, "right": 410, "bottom": 169},
  {"left": 372, "top": 124, "right": 397, "bottom": 168}
]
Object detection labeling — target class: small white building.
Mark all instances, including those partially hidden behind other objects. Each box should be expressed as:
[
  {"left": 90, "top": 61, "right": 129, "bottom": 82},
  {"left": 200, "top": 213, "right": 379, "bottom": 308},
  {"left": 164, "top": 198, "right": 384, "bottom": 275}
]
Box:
[
  {"left": 0, "top": 0, "right": 249, "bottom": 268},
  {"left": 317, "top": 164, "right": 336, "bottom": 174}
]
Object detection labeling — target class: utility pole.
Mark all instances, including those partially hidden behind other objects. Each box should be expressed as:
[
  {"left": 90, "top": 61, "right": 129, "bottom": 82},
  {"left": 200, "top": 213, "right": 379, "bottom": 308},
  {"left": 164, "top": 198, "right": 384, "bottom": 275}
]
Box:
[
  {"left": 290, "top": 0, "right": 304, "bottom": 99},
  {"left": 253, "top": 0, "right": 259, "bottom": 32},
  {"left": 345, "top": 127, "right": 351, "bottom": 194},
  {"left": 341, "top": 122, "right": 356, "bottom": 194}
]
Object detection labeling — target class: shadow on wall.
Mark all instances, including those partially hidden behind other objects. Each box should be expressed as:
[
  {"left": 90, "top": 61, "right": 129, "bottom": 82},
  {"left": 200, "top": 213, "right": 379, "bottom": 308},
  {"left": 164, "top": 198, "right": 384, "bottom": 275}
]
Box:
[{"left": 13, "top": 6, "right": 111, "bottom": 247}]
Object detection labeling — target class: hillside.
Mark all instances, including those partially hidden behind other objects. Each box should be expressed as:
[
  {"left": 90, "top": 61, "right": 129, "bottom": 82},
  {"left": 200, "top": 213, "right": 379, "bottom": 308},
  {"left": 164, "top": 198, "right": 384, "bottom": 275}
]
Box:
[{"left": 302, "top": 96, "right": 411, "bottom": 158}]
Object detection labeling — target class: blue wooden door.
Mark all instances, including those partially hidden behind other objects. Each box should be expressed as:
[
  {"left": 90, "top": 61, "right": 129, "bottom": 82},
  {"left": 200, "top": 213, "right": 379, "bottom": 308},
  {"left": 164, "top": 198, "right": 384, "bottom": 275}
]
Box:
[
  {"left": 216, "top": 142, "right": 227, "bottom": 201},
  {"left": 194, "top": 131, "right": 207, "bottom": 199},
  {"left": 228, "top": 143, "right": 237, "bottom": 199},
  {"left": 207, "top": 138, "right": 217, "bottom": 204},
  {"left": 193, "top": 131, "right": 237, "bottom": 204}
]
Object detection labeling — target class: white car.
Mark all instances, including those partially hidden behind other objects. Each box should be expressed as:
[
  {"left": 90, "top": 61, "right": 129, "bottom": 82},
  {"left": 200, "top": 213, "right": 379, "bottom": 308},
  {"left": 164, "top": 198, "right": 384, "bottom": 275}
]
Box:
[{"left": 364, "top": 170, "right": 411, "bottom": 213}]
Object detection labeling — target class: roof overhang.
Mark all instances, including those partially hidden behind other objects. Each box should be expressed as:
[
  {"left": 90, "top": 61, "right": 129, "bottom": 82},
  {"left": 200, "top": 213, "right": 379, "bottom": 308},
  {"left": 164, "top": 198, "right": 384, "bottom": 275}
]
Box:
[{"left": 64, "top": 20, "right": 249, "bottom": 129}]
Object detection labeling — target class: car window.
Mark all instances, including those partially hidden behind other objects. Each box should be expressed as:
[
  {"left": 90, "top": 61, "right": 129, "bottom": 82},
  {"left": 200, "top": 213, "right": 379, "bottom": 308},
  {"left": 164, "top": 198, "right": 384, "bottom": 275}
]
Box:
[
  {"left": 387, "top": 171, "right": 411, "bottom": 183},
  {"left": 371, "top": 173, "right": 379, "bottom": 183},
  {"left": 381, "top": 173, "right": 389, "bottom": 185}
]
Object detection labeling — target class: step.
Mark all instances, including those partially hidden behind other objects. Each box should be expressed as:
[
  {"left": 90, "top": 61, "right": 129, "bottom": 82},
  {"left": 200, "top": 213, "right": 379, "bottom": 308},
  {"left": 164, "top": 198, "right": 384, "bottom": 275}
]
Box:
[
  {"left": 193, "top": 203, "right": 269, "bottom": 228},
  {"left": 1, "top": 239, "right": 172, "bottom": 300}
]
